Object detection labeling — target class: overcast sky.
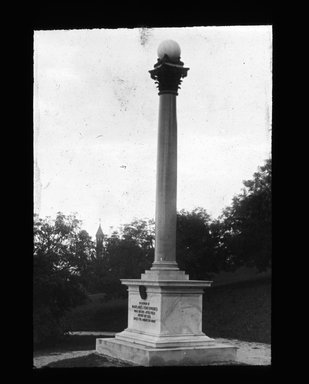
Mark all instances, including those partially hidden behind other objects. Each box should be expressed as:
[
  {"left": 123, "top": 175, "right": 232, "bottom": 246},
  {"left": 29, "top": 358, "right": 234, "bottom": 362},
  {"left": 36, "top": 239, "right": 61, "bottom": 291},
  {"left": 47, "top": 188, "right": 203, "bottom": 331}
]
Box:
[{"left": 34, "top": 26, "right": 272, "bottom": 238}]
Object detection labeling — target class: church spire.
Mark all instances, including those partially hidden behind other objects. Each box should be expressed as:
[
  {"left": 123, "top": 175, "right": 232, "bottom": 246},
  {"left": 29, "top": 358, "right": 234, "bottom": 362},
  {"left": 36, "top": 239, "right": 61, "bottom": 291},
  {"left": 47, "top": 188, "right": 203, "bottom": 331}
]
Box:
[
  {"left": 96, "top": 220, "right": 104, "bottom": 258},
  {"left": 96, "top": 222, "right": 104, "bottom": 239}
]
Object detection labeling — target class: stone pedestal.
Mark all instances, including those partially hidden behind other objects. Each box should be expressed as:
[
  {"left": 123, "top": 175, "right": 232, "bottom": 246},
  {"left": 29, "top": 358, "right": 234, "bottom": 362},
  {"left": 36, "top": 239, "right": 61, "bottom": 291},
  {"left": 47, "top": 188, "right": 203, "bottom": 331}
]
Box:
[
  {"left": 115, "top": 279, "right": 212, "bottom": 348},
  {"left": 96, "top": 276, "right": 237, "bottom": 365}
]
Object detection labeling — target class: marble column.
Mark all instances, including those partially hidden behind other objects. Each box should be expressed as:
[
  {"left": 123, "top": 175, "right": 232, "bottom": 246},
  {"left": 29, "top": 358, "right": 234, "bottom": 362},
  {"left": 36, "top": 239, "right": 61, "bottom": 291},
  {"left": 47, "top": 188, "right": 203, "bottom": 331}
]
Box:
[{"left": 148, "top": 41, "right": 189, "bottom": 274}]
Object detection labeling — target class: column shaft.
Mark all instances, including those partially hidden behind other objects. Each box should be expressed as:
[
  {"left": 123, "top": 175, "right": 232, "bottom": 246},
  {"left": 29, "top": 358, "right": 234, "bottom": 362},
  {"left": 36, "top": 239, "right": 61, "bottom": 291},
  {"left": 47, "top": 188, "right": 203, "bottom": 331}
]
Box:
[{"left": 153, "top": 93, "right": 178, "bottom": 268}]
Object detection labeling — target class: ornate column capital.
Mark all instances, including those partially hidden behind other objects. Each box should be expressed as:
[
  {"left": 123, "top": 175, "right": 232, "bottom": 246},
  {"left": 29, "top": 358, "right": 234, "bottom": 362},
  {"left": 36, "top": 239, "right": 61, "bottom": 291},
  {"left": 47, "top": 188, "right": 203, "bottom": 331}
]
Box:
[{"left": 149, "top": 54, "right": 189, "bottom": 95}]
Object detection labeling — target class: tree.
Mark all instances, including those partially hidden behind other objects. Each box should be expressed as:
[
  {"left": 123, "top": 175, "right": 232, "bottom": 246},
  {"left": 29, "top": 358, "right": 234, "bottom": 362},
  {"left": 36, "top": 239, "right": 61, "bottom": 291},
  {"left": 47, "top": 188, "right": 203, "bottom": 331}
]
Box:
[
  {"left": 84, "top": 220, "right": 155, "bottom": 298},
  {"left": 176, "top": 207, "right": 220, "bottom": 279},
  {"left": 33, "top": 213, "right": 93, "bottom": 344},
  {"left": 120, "top": 219, "right": 155, "bottom": 272},
  {"left": 219, "top": 159, "right": 272, "bottom": 271}
]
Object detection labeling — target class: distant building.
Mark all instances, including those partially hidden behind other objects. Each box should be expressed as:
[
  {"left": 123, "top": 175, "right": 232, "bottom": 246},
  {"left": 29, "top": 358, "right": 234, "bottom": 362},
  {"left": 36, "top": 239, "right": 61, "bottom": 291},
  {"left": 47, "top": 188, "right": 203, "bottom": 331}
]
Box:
[{"left": 95, "top": 223, "right": 104, "bottom": 258}]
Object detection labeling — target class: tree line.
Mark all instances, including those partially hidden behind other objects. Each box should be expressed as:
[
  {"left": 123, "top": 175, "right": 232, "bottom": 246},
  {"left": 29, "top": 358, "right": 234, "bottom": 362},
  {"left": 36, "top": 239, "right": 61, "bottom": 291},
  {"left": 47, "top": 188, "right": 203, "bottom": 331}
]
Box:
[{"left": 33, "top": 158, "right": 271, "bottom": 344}]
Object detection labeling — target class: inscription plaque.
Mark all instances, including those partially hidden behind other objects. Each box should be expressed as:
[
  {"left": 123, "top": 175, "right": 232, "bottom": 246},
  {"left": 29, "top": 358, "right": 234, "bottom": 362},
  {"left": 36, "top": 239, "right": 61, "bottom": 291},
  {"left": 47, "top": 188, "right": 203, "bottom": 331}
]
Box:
[{"left": 132, "top": 301, "right": 158, "bottom": 323}]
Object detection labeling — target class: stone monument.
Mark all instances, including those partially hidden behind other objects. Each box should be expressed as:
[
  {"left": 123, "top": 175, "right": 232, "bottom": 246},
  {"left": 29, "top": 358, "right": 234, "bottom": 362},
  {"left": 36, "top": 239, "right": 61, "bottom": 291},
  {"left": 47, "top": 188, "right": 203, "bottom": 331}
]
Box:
[{"left": 96, "top": 40, "right": 237, "bottom": 366}]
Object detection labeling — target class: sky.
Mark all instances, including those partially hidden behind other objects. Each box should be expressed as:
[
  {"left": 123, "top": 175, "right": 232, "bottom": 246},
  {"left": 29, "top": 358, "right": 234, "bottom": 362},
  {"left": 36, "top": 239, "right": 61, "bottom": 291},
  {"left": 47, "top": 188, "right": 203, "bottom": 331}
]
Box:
[{"left": 34, "top": 26, "right": 272, "bottom": 239}]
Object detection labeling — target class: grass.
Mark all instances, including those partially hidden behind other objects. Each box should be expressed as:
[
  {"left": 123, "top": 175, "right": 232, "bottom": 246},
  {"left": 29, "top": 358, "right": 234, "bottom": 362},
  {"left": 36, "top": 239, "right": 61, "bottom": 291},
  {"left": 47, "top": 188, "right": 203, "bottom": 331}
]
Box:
[
  {"left": 63, "top": 295, "right": 128, "bottom": 332},
  {"left": 35, "top": 278, "right": 270, "bottom": 355},
  {"left": 203, "top": 278, "right": 271, "bottom": 343},
  {"left": 33, "top": 335, "right": 102, "bottom": 355},
  {"left": 63, "top": 278, "right": 271, "bottom": 343}
]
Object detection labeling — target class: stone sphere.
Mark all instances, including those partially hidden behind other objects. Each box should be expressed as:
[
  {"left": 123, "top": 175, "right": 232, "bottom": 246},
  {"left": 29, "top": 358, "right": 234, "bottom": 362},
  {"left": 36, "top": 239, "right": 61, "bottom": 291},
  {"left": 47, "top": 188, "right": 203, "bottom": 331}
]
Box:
[{"left": 157, "top": 40, "right": 181, "bottom": 62}]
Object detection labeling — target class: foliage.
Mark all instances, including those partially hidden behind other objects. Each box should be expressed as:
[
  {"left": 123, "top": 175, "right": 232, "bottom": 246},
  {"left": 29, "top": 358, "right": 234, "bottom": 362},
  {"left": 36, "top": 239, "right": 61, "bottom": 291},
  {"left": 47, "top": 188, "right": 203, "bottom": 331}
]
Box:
[
  {"left": 177, "top": 208, "right": 217, "bottom": 279},
  {"left": 85, "top": 220, "right": 155, "bottom": 297},
  {"left": 218, "top": 159, "right": 272, "bottom": 271},
  {"left": 120, "top": 219, "right": 155, "bottom": 272},
  {"left": 176, "top": 159, "right": 271, "bottom": 276},
  {"left": 33, "top": 213, "right": 92, "bottom": 344}
]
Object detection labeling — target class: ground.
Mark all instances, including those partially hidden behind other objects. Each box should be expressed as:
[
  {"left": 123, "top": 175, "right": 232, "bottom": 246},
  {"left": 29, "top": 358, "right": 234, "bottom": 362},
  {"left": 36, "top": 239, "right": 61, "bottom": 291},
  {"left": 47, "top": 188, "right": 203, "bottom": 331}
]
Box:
[
  {"left": 33, "top": 334, "right": 270, "bottom": 367},
  {"left": 33, "top": 278, "right": 271, "bottom": 368}
]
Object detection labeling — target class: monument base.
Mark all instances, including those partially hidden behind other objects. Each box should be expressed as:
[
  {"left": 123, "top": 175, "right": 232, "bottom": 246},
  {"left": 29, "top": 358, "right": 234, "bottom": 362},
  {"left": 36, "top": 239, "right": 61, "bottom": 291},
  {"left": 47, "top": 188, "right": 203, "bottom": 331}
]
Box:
[
  {"left": 95, "top": 275, "right": 237, "bottom": 366},
  {"left": 96, "top": 337, "right": 237, "bottom": 366}
]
